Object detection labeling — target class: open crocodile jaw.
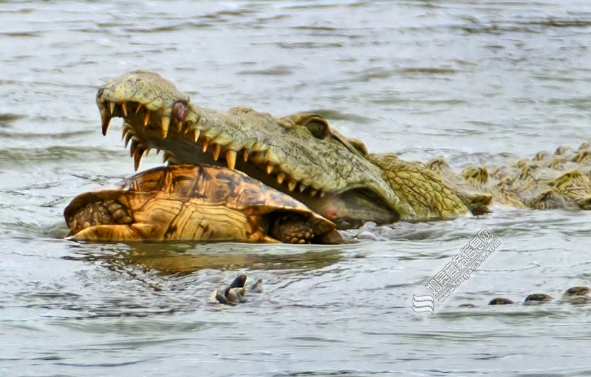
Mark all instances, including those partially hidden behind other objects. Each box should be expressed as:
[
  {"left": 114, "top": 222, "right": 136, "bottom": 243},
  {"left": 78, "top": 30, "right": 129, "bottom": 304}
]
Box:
[{"left": 97, "top": 72, "right": 399, "bottom": 228}]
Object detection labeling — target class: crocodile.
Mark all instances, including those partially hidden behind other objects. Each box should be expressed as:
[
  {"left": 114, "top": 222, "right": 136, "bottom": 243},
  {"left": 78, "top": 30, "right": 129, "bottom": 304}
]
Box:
[{"left": 66, "top": 70, "right": 591, "bottom": 242}]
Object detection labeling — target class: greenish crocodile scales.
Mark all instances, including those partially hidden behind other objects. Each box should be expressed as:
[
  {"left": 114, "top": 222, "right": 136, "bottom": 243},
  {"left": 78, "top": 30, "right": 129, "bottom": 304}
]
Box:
[{"left": 64, "top": 70, "right": 591, "bottom": 243}]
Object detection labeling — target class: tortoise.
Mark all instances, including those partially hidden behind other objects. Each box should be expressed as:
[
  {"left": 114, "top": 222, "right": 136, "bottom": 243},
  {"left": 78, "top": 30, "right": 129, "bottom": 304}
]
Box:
[{"left": 64, "top": 164, "right": 345, "bottom": 244}]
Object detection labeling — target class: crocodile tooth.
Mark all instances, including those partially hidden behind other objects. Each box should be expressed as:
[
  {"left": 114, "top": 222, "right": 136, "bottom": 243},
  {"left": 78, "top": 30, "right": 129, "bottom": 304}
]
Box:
[
  {"left": 121, "top": 102, "right": 128, "bottom": 116},
  {"left": 202, "top": 138, "right": 210, "bottom": 152},
  {"left": 161, "top": 116, "right": 170, "bottom": 138},
  {"left": 226, "top": 150, "right": 237, "bottom": 169},
  {"left": 192, "top": 129, "right": 200, "bottom": 143},
  {"left": 135, "top": 103, "right": 143, "bottom": 114},
  {"left": 287, "top": 180, "right": 297, "bottom": 192},
  {"left": 163, "top": 151, "right": 174, "bottom": 164},
  {"left": 276, "top": 172, "right": 286, "bottom": 184},
  {"left": 130, "top": 140, "right": 138, "bottom": 157},
  {"left": 133, "top": 146, "right": 145, "bottom": 171},
  {"left": 177, "top": 120, "right": 183, "bottom": 132},
  {"left": 243, "top": 150, "right": 249, "bottom": 162},
  {"left": 266, "top": 164, "right": 274, "bottom": 174},
  {"left": 109, "top": 102, "right": 115, "bottom": 115},
  {"left": 299, "top": 184, "right": 307, "bottom": 193},
  {"left": 143, "top": 110, "right": 150, "bottom": 127},
  {"left": 124, "top": 133, "right": 132, "bottom": 148},
  {"left": 309, "top": 188, "right": 318, "bottom": 197},
  {"left": 121, "top": 127, "right": 127, "bottom": 140},
  {"left": 212, "top": 144, "right": 221, "bottom": 161},
  {"left": 318, "top": 191, "right": 325, "bottom": 198},
  {"left": 100, "top": 109, "right": 111, "bottom": 136}
]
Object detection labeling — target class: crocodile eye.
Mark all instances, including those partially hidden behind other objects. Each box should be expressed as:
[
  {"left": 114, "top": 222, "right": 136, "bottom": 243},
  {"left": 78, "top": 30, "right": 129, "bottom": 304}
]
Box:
[{"left": 304, "top": 118, "right": 330, "bottom": 139}]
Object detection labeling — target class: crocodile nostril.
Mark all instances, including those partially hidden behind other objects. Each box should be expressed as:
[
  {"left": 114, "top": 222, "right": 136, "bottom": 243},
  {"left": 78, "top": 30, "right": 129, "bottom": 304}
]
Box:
[{"left": 172, "top": 99, "right": 188, "bottom": 121}]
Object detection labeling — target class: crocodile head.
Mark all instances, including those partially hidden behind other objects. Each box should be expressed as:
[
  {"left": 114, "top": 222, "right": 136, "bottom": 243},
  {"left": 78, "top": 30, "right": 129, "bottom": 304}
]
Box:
[{"left": 97, "top": 70, "right": 404, "bottom": 228}]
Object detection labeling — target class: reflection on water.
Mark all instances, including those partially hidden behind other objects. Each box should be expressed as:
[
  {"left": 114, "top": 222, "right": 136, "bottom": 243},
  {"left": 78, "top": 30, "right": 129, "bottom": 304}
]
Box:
[
  {"left": 2, "top": 1, "right": 591, "bottom": 376},
  {"left": 66, "top": 242, "right": 344, "bottom": 274}
]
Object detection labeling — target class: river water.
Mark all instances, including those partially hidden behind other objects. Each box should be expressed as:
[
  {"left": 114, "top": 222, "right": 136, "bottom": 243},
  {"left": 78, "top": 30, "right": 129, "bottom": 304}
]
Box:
[{"left": 2, "top": 1, "right": 591, "bottom": 376}]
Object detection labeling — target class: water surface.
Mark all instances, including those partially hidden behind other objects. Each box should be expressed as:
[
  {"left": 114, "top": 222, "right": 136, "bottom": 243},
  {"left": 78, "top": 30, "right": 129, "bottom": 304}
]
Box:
[{"left": 2, "top": 1, "right": 591, "bottom": 376}]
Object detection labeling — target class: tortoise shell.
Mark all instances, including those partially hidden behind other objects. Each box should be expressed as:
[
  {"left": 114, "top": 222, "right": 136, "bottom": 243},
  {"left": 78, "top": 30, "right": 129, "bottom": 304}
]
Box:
[{"left": 64, "top": 164, "right": 342, "bottom": 243}]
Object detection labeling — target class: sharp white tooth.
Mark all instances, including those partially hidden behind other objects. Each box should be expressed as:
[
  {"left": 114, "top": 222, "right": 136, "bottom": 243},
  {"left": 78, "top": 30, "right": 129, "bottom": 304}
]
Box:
[
  {"left": 309, "top": 188, "right": 318, "bottom": 197},
  {"left": 192, "top": 129, "right": 200, "bottom": 143},
  {"left": 109, "top": 102, "right": 115, "bottom": 115},
  {"left": 143, "top": 110, "right": 150, "bottom": 127},
  {"left": 318, "top": 191, "right": 325, "bottom": 198},
  {"left": 226, "top": 150, "right": 237, "bottom": 169},
  {"left": 202, "top": 138, "right": 210, "bottom": 152},
  {"left": 135, "top": 103, "right": 144, "bottom": 114},
  {"left": 266, "top": 164, "right": 274, "bottom": 174},
  {"left": 101, "top": 109, "right": 111, "bottom": 136},
  {"left": 299, "top": 184, "right": 307, "bottom": 192},
  {"left": 243, "top": 150, "right": 249, "bottom": 162},
  {"left": 288, "top": 180, "right": 297, "bottom": 192},
  {"left": 277, "top": 172, "right": 286, "bottom": 184},
  {"left": 212, "top": 144, "right": 221, "bottom": 161},
  {"left": 121, "top": 102, "right": 128, "bottom": 116},
  {"left": 161, "top": 116, "right": 170, "bottom": 138}
]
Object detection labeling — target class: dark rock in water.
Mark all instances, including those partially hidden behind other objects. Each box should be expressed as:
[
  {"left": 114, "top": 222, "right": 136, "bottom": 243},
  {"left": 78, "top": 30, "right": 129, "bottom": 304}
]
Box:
[
  {"left": 213, "top": 275, "right": 262, "bottom": 305},
  {"left": 563, "top": 286, "right": 591, "bottom": 297},
  {"left": 224, "top": 287, "right": 247, "bottom": 304},
  {"left": 524, "top": 293, "right": 553, "bottom": 304},
  {"left": 230, "top": 274, "right": 247, "bottom": 289},
  {"left": 562, "top": 286, "right": 591, "bottom": 305},
  {"left": 250, "top": 278, "right": 264, "bottom": 293},
  {"left": 488, "top": 297, "right": 514, "bottom": 305}
]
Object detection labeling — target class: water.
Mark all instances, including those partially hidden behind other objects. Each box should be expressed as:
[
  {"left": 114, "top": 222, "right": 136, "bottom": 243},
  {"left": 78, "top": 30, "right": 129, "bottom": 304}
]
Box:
[{"left": 2, "top": 1, "right": 591, "bottom": 376}]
